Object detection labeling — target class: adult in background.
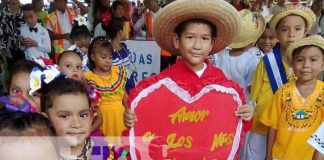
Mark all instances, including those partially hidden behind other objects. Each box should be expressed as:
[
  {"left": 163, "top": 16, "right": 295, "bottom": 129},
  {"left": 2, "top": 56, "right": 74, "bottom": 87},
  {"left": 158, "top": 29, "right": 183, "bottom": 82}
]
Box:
[
  {"left": 0, "top": 0, "right": 25, "bottom": 69},
  {"left": 32, "top": 0, "right": 48, "bottom": 27},
  {"left": 92, "top": 0, "right": 110, "bottom": 32},
  {"left": 46, "top": 0, "right": 87, "bottom": 61},
  {"left": 0, "top": 0, "right": 9, "bottom": 10},
  {"left": 134, "top": 0, "right": 176, "bottom": 71}
]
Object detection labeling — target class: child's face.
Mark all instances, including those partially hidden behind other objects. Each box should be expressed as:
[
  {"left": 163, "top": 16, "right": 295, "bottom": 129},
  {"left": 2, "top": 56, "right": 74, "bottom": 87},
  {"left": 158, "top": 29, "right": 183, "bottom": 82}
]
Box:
[
  {"left": 46, "top": 94, "right": 92, "bottom": 145},
  {"left": 113, "top": 5, "right": 124, "bottom": 18},
  {"left": 34, "top": 1, "right": 44, "bottom": 11},
  {"left": 257, "top": 28, "right": 277, "bottom": 54},
  {"left": 276, "top": 15, "right": 306, "bottom": 50},
  {"left": 59, "top": 53, "right": 83, "bottom": 81},
  {"left": 10, "top": 72, "right": 41, "bottom": 112},
  {"left": 292, "top": 47, "right": 324, "bottom": 83},
  {"left": 76, "top": 37, "right": 90, "bottom": 49},
  {"left": 173, "top": 23, "right": 213, "bottom": 70},
  {"left": 91, "top": 47, "right": 113, "bottom": 73},
  {"left": 23, "top": 10, "right": 38, "bottom": 27},
  {"left": 0, "top": 138, "right": 59, "bottom": 160}
]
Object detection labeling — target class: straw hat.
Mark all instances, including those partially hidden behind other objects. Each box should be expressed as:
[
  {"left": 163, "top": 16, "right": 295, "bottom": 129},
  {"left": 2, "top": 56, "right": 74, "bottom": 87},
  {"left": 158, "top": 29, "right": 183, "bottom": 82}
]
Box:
[
  {"left": 286, "top": 35, "right": 324, "bottom": 63},
  {"left": 153, "top": 0, "right": 242, "bottom": 55},
  {"left": 269, "top": 4, "right": 316, "bottom": 33},
  {"left": 228, "top": 10, "right": 266, "bottom": 49}
]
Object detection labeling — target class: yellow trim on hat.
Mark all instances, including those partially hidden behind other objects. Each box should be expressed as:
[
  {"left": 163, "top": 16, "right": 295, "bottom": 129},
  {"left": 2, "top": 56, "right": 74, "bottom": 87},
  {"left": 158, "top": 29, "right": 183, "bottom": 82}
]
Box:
[
  {"left": 269, "top": 4, "right": 316, "bottom": 33},
  {"left": 228, "top": 10, "right": 266, "bottom": 49},
  {"left": 286, "top": 35, "right": 324, "bottom": 63}
]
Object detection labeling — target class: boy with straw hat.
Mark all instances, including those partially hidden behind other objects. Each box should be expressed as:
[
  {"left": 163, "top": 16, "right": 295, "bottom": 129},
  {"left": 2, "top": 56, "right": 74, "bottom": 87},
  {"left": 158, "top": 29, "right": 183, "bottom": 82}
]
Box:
[
  {"left": 123, "top": 0, "right": 254, "bottom": 159},
  {"left": 260, "top": 35, "right": 324, "bottom": 160},
  {"left": 249, "top": 4, "right": 316, "bottom": 160},
  {"left": 212, "top": 9, "right": 265, "bottom": 104}
]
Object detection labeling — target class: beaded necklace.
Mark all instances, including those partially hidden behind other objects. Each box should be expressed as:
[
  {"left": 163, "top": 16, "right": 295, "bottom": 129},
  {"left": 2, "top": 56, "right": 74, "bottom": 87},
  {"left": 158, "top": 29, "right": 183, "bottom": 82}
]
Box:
[{"left": 60, "top": 138, "right": 92, "bottom": 160}]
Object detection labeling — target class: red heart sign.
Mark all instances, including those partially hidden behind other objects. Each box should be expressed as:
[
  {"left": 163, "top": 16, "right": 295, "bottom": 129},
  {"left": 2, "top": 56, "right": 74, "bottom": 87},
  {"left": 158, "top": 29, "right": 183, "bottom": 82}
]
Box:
[{"left": 127, "top": 78, "right": 243, "bottom": 160}]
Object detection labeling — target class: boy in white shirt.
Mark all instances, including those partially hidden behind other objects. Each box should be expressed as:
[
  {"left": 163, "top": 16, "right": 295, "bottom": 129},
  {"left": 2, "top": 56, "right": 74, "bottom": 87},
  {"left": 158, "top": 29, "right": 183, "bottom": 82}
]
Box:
[
  {"left": 20, "top": 3, "right": 51, "bottom": 61},
  {"left": 211, "top": 9, "right": 265, "bottom": 104}
]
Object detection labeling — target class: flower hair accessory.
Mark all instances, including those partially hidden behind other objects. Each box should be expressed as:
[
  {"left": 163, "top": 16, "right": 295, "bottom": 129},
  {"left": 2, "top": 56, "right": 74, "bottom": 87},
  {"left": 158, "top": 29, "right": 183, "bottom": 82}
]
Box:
[
  {"left": 0, "top": 96, "right": 34, "bottom": 113},
  {"left": 73, "top": 15, "right": 88, "bottom": 27},
  {"left": 29, "top": 66, "right": 63, "bottom": 96},
  {"left": 87, "top": 87, "right": 102, "bottom": 107},
  {"left": 101, "top": 11, "right": 112, "bottom": 27}
]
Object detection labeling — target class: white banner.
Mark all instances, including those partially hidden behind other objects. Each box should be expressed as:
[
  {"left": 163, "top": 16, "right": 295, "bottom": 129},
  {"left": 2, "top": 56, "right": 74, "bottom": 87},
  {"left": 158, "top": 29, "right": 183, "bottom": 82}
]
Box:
[{"left": 124, "top": 40, "right": 161, "bottom": 84}]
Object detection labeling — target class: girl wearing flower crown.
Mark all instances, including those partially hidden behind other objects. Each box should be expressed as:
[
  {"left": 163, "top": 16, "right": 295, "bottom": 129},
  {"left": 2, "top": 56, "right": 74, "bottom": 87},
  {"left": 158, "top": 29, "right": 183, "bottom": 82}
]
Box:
[{"left": 82, "top": 37, "right": 127, "bottom": 145}]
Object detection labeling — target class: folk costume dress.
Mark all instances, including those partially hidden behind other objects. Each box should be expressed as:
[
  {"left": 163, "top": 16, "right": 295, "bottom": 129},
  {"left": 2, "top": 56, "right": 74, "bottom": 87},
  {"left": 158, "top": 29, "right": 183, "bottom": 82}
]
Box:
[
  {"left": 260, "top": 81, "right": 324, "bottom": 160},
  {"left": 83, "top": 66, "right": 127, "bottom": 145},
  {"left": 112, "top": 42, "right": 136, "bottom": 94}
]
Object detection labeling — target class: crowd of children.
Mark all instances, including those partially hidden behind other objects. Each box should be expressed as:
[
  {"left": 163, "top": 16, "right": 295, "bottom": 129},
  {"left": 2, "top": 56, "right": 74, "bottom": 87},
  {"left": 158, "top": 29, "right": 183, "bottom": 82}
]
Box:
[{"left": 0, "top": 0, "right": 323, "bottom": 159}]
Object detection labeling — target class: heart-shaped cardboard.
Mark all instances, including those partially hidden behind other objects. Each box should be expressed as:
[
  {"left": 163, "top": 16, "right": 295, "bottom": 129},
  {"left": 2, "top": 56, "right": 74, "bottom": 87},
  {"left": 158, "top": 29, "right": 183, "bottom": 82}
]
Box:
[{"left": 128, "top": 78, "right": 243, "bottom": 160}]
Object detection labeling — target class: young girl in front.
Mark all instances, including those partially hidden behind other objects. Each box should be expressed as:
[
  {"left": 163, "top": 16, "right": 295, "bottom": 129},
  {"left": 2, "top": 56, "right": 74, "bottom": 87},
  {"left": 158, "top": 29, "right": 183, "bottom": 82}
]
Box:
[
  {"left": 57, "top": 51, "right": 103, "bottom": 136},
  {"left": 248, "top": 5, "right": 316, "bottom": 159},
  {"left": 40, "top": 78, "right": 125, "bottom": 159},
  {"left": 103, "top": 18, "right": 136, "bottom": 94},
  {"left": 82, "top": 36, "right": 127, "bottom": 145},
  {"left": 260, "top": 35, "right": 324, "bottom": 160}
]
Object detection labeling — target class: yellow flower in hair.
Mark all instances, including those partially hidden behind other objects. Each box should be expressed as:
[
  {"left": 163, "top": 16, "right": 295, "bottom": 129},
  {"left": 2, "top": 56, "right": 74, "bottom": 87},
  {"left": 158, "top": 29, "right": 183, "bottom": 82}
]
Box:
[{"left": 29, "top": 68, "right": 43, "bottom": 96}]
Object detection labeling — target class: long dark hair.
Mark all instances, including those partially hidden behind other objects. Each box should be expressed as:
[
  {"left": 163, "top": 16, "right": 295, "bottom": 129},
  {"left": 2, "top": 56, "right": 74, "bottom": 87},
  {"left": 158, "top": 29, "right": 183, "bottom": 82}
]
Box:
[{"left": 88, "top": 36, "right": 114, "bottom": 70}]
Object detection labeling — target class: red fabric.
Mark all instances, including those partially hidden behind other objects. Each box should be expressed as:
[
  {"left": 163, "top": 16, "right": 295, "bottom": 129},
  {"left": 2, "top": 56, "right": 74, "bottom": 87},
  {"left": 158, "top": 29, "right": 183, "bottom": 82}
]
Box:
[
  {"left": 126, "top": 59, "right": 252, "bottom": 156},
  {"left": 128, "top": 59, "right": 246, "bottom": 105},
  {"left": 123, "top": 1, "right": 133, "bottom": 22},
  {"left": 128, "top": 60, "right": 252, "bottom": 133}
]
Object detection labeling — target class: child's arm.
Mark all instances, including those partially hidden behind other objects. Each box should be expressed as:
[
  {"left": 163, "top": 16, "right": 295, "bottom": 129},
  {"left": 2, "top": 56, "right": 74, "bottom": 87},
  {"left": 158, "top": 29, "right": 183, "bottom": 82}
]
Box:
[
  {"left": 124, "top": 108, "right": 137, "bottom": 128},
  {"left": 122, "top": 90, "right": 128, "bottom": 108},
  {"left": 47, "top": 30, "right": 70, "bottom": 41},
  {"left": 266, "top": 127, "right": 276, "bottom": 160},
  {"left": 72, "top": 0, "right": 88, "bottom": 15},
  {"left": 235, "top": 104, "right": 254, "bottom": 121},
  {"left": 313, "top": 151, "right": 324, "bottom": 160},
  {"left": 123, "top": 90, "right": 137, "bottom": 128},
  {"left": 91, "top": 106, "right": 103, "bottom": 132},
  {"left": 250, "top": 60, "right": 264, "bottom": 103},
  {"left": 123, "top": 89, "right": 138, "bottom": 128}
]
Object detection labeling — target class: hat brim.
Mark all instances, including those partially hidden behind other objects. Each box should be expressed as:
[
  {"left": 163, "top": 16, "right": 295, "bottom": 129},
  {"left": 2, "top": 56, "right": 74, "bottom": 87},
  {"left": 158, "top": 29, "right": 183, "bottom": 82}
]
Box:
[
  {"left": 269, "top": 7, "right": 316, "bottom": 33},
  {"left": 153, "top": 0, "right": 241, "bottom": 55},
  {"left": 229, "top": 12, "right": 266, "bottom": 49},
  {"left": 286, "top": 36, "right": 324, "bottom": 63}
]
